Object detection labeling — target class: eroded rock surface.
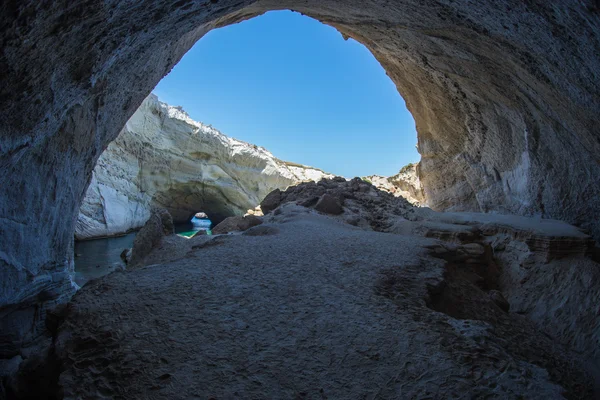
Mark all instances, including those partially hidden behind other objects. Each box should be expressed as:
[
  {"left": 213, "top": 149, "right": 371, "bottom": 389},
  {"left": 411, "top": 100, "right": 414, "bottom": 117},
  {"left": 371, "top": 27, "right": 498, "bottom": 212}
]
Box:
[
  {"left": 76, "top": 94, "right": 333, "bottom": 239},
  {"left": 128, "top": 209, "right": 174, "bottom": 268},
  {"left": 51, "top": 202, "right": 599, "bottom": 399},
  {"left": 261, "top": 178, "right": 600, "bottom": 372}
]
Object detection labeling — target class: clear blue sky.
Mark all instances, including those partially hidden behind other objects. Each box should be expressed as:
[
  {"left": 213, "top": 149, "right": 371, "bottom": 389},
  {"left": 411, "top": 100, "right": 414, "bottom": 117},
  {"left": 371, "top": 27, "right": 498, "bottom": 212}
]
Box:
[{"left": 154, "top": 10, "right": 419, "bottom": 178}]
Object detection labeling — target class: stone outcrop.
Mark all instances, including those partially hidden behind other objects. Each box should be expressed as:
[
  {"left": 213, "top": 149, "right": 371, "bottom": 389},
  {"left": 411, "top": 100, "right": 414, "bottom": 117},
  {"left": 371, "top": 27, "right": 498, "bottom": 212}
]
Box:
[
  {"left": 363, "top": 163, "right": 426, "bottom": 206},
  {"left": 314, "top": 193, "right": 344, "bottom": 215},
  {"left": 76, "top": 94, "right": 333, "bottom": 240},
  {"left": 263, "top": 178, "right": 600, "bottom": 368},
  {"left": 263, "top": 177, "right": 598, "bottom": 271},
  {"left": 128, "top": 209, "right": 175, "bottom": 268},
  {"left": 2, "top": 0, "right": 600, "bottom": 372},
  {"left": 261, "top": 177, "right": 415, "bottom": 231},
  {"left": 259, "top": 189, "right": 283, "bottom": 214},
  {"left": 48, "top": 189, "right": 600, "bottom": 398}
]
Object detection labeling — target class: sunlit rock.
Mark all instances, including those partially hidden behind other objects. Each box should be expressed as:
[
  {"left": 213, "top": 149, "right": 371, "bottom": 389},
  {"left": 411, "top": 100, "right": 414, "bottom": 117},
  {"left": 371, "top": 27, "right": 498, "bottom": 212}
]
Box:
[
  {"left": 363, "top": 163, "right": 426, "bottom": 206},
  {"left": 75, "top": 94, "right": 333, "bottom": 239}
]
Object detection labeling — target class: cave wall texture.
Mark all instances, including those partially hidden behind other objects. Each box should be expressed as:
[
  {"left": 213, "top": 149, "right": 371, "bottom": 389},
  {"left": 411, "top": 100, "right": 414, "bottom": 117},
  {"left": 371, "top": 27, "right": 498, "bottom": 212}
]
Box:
[{"left": 1, "top": 0, "right": 599, "bottom": 354}]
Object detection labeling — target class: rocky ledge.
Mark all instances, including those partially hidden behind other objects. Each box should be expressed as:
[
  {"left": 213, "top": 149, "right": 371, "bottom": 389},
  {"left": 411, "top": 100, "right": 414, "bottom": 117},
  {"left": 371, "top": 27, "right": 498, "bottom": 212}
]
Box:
[
  {"left": 261, "top": 178, "right": 600, "bottom": 362},
  {"left": 8, "top": 179, "right": 598, "bottom": 399}
]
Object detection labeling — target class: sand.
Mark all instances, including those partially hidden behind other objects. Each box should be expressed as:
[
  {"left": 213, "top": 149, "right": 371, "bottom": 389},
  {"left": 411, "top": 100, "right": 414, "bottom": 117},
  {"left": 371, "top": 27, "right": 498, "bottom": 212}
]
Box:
[{"left": 53, "top": 206, "right": 595, "bottom": 399}]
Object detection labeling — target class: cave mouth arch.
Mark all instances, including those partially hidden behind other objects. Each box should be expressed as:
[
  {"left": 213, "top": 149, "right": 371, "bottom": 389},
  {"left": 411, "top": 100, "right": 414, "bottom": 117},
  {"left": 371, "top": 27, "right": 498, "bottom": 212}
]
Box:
[
  {"left": 152, "top": 9, "right": 420, "bottom": 180},
  {"left": 1, "top": 0, "right": 599, "bottom": 356},
  {"left": 77, "top": 9, "right": 422, "bottom": 239},
  {"left": 154, "top": 184, "right": 241, "bottom": 227}
]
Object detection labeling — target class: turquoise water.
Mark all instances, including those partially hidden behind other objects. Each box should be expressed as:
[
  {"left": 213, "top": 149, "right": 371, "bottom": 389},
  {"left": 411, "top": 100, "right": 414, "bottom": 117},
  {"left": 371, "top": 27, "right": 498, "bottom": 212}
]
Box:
[
  {"left": 73, "top": 219, "right": 214, "bottom": 286},
  {"left": 176, "top": 219, "right": 213, "bottom": 238}
]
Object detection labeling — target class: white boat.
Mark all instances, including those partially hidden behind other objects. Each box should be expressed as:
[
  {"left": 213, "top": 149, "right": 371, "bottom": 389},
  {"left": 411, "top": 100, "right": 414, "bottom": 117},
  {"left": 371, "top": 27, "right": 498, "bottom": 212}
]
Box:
[{"left": 191, "top": 213, "right": 212, "bottom": 228}]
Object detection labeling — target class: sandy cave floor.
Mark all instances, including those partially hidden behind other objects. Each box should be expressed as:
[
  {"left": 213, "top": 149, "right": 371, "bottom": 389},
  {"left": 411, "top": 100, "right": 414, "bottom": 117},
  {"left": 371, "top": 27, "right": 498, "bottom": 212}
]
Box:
[{"left": 55, "top": 209, "right": 594, "bottom": 399}]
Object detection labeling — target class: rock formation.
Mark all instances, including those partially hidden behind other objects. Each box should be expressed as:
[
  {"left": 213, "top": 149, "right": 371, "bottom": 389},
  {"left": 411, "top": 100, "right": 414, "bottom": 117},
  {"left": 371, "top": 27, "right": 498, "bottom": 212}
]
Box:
[
  {"left": 128, "top": 209, "right": 174, "bottom": 268},
  {"left": 261, "top": 177, "right": 414, "bottom": 231},
  {"left": 76, "top": 94, "right": 333, "bottom": 240},
  {"left": 27, "top": 180, "right": 598, "bottom": 399},
  {"left": 363, "top": 162, "right": 426, "bottom": 205},
  {"left": 2, "top": 0, "right": 600, "bottom": 382},
  {"left": 262, "top": 177, "right": 600, "bottom": 369}
]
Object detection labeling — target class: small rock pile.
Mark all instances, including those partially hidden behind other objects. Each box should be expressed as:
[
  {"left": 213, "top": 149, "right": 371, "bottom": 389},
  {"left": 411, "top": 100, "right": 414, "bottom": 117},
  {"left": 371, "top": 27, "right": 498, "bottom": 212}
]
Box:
[{"left": 260, "top": 177, "right": 415, "bottom": 231}]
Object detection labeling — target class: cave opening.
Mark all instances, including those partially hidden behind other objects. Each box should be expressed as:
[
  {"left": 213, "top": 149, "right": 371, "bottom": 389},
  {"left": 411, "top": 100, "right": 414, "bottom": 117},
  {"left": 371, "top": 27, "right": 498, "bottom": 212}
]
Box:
[
  {"left": 1, "top": 1, "right": 600, "bottom": 395},
  {"left": 76, "top": 9, "right": 421, "bottom": 243},
  {"left": 152, "top": 10, "right": 420, "bottom": 179}
]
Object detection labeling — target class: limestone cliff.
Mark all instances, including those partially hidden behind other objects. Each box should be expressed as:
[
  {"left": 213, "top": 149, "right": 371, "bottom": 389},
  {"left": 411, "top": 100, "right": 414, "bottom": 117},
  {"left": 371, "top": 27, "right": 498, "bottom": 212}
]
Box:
[
  {"left": 363, "top": 163, "right": 426, "bottom": 206},
  {"left": 76, "top": 94, "right": 332, "bottom": 239}
]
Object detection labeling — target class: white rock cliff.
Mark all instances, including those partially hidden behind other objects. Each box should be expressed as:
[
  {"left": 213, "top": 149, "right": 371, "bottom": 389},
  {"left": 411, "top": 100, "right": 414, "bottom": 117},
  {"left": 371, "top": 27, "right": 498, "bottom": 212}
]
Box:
[
  {"left": 363, "top": 163, "right": 426, "bottom": 206},
  {"left": 76, "top": 94, "right": 333, "bottom": 239}
]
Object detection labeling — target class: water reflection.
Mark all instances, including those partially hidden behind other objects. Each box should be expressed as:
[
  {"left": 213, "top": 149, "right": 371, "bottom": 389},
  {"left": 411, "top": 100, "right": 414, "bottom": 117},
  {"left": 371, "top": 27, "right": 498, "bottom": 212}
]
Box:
[
  {"left": 73, "top": 233, "right": 136, "bottom": 287},
  {"left": 73, "top": 217, "right": 214, "bottom": 286}
]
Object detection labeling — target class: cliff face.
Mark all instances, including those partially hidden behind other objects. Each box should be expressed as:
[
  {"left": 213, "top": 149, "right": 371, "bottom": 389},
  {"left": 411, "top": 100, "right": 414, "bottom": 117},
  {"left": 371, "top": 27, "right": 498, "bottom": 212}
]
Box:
[
  {"left": 76, "top": 94, "right": 332, "bottom": 239},
  {"left": 364, "top": 163, "right": 426, "bottom": 206}
]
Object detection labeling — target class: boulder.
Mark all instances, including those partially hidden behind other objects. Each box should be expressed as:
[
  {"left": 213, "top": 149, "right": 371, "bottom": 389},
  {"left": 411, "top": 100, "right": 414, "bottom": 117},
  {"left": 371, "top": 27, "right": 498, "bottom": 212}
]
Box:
[
  {"left": 212, "top": 215, "right": 263, "bottom": 234},
  {"left": 260, "top": 189, "right": 282, "bottom": 214},
  {"left": 315, "top": 194, "right": 344, "bottom": 215},
  {"left": 129, "top": 209, "right": 174, "bottom": 267},
  {"left": 157, "top": 209, "right": 175, "bottom": 235},
  {"left": 298, "top": 196, "right": 320, "bottom": 208},
  {"left": 245, "top": 205, "right": 265, "bottom": 217}
]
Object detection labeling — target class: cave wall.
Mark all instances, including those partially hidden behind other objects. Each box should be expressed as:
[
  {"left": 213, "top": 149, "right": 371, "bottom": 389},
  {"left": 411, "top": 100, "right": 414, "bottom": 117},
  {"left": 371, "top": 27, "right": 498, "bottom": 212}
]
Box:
[{"left": 1, "top": 0, "right": 599, "bottom": 354}]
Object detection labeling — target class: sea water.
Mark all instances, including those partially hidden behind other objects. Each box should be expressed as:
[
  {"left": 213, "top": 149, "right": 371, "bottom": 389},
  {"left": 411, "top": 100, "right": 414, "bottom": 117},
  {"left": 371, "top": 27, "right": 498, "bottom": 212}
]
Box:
[
  {"left": 176, "top": 218, "right": 213, "bottom": 238},
  {"left": 74, "top": 232, "right": 136, "bottom": 286},
  {"left": 74, "top": 218, "right": 213, "bottom": 286}
]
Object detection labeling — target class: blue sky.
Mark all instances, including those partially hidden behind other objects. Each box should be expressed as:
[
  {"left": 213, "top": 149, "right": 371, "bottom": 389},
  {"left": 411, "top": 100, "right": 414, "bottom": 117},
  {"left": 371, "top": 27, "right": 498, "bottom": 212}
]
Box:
[{"left": 154, "top": 11, "right": 419, "bottom": 178}]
